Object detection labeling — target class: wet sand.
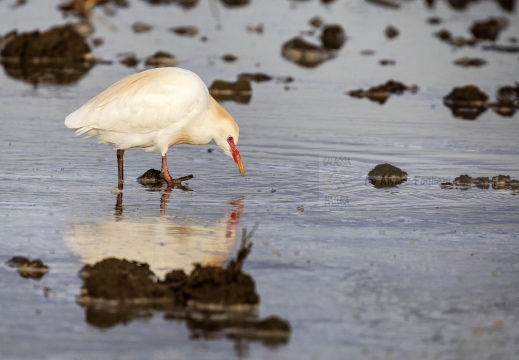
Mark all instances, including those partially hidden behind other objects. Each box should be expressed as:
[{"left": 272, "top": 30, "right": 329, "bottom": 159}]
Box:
[{"left": 1, "top": 0, "right": 519, "bottom": 359}]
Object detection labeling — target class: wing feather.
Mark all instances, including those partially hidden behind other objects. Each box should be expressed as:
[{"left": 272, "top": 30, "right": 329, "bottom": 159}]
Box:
[{"left": 65, "top": 68, "right": 208, "bottom": 138}]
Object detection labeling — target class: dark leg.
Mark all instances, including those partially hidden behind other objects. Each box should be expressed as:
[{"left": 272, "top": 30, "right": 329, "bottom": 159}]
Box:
[
  {"left": 117, "top": 149, "right": 124, "bottom": 189},
  {"left": 161, "top": 153, "right": 174, "bottom": 188}
]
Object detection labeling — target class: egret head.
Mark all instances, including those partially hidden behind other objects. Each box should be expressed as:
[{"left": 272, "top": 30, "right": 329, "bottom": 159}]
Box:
[{"left": 211, "top": 105, "right": 245, "bottom": 177}]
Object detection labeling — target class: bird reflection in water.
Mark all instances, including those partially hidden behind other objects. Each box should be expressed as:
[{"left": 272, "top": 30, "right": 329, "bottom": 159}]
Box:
[{"left": 65, "top": 194, "right": 244, "bottom": 278}]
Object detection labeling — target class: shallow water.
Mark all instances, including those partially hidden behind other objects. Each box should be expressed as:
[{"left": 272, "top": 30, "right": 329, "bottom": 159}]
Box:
[{"left": 1, "top": 0, "right": 519, "bottom": 359}]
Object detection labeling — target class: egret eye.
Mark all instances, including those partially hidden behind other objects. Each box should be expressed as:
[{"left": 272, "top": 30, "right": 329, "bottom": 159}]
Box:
[{"left": 227, "top": 136, "right": 233, "bottom": 142}]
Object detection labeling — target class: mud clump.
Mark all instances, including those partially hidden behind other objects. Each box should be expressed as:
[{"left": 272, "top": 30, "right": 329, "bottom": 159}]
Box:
[
  {"left": 145, "top": 51, "right": 176, "bottom": 67},
  {"left": 238, "top": 72, "right": 273, "bottom": 83},
  {"left": 209, "top": 79, "right": 252, "bottom": 104},
  {"left": 7, "top": 256, "right": 49, "bottom": 280},
  {"left": 320, "top": 24, "right": 346, "bottom": 50},
  {"left": 447, "top": 174, "right": 518, "bottom": 191},
  {"left": 444, "top": 84, "right": 519, "bottom": 119},
  {"left": 367, "top": 163, "right": 408, "bottom": 188},
  {"left": 117, "top": 52, "right": 139, "bottom": 67},
  {"left": 76, "top": 231, "right": 290, "bottom": 344},
  {"left": 137, "top": 169, "right": 193, "bottom": 190},
  {"left": 492, "top": 83, "right": 519, "bottom": 117},
  {"left": 434, "top": 29, "right": 477, "bottom": 48},
  {"left": 0, "top": 24, "right": 94, "bottom": 85},
  {"left": 453, "top": 57, "right": 487, "bottom": 67},
  {"left": 77, "top": 238, "right": 258, "bottom": 308},
  {"left": 132, "top": 21, "right": 153, "bottom": 33},
  {"left": 443, "top": 85, "right": 488, "bottom": 120},
  {"left": 282, "top": 37, "right": 336, "bottom": 68},
  {"left": 385, "top": 25, "right": 399, "bottom": 39},
  {"left": 169, "top": 25, "right": 198, "bottom": 37},
  {"left": 348, "top": 80, "right": 418, "bottom": 104},
  {"left": 470, "top": 17, "right": 508, "bottom": 41}
]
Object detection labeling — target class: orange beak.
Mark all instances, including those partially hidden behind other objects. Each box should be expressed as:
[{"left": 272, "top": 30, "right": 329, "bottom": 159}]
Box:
[{"left": 228, "top": 138, "right": 245, "bottom": 176}]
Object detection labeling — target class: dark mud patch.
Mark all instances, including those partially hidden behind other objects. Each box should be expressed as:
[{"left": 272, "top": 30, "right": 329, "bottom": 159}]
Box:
[
  {"left": 282, "top": 37, "right": 336, "bottom": 68},
  {"left": 435, "top": 16, "right": 508, "bottom": 48},
  {"left": 169, "top": 25, "right": 198, "bottom": 37},
  {"left": 443, "top": 174, "right": 519, "bottom": 191},
  {"left": 320, "top": 24, "right": 346, "bottom": 50},
  {"left": 453, "top": 57, "right": 487, "bottom": 67},
  {"left": 142, "top": 0, "right": 198, "bottom": 10},
  {"left": 209, "top": 79, "right": 252, "bottom": 104},
  {"left": 137, "top": 169, "right": 193, "bottom": 190},
  {"left": 444, "top": 84, "right": 518, "bottom": 119},
  {"left": 59, "top": 0, "right": 130, "bottom": 18},
  {"left": 0, "top": 24, "right": 94, "bottom": 85},
  {"left": 6, "top": 256, "right": 49, "bottom": 280},
  {"left": 443, "top": 85, "right": 488, "bottom": 120},
  {"left": 132, "top": 21, "right": 153, "bottom": 33},
  {"left": 179, "top": 312, "right": 290, "bottom": 346},
  {"left": 367, "top": 163, "right": 408, "bottom": 188},
  {"left": 348, "top": 80, "right": 418, "bottom": 104},
  {"left": 385, "top": 25, "right": 399, "bottom": 39},
  {"left": 470, "top": 17, "right": 508, "bottom": 41},
  {"left": 77, "top": 233, "right": 259, "bottom": 308},
  {"left": 76, "top": 228, "right": 291, "bottom": 344},
  {"left": 144, "top": 51, "right": 177, "bottom": 67},
  {"left": 117, "top": 51, "right": 139, "bottom": 67}
]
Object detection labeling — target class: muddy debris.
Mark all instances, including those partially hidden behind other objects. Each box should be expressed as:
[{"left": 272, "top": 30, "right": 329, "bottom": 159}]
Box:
[
  {"left": 481, "top": 44, "right": 519, "bottom": 53},
  {"left": 238, "top": 72, "right": 272, "bottom": 83},
  {"left": 453, "top": 57, "right": 487, "bottom": 67},
  {"left": 7, "top": 256, "right": 49, "bottom": 280},
  {"left": 144, "top": 51, "right": 176, "bottom": 67},
  {"left": 137, "top": 169, "right": 193, "bottom": 190},
  {"left": 220, "top": 0, "right": 250, "bottom": 7},
  {"left": 443, "top": 85, "right": 489, "bottom": 120},
  {"left": 385, "top": 25, "right": 399, "bottom": 39},
  {"left": 132, "top": 21, "right": 153, "bottom": 33},
  {"left": 143, "top": 0, "right": 198, "bottom": 8},
  {"left": 426, "top": 17, "right": 442, "bottom": 25},
  {"left": 309, "top": 16, "right": 324, "bottom": 28},
  {"left": 209, "top": 79, "right": 252, "bottom": 104},
  {"left": 470, "top": 17, "right": 508, "bottom": 41},
  {"left": 491, "top": 84, "right": 518, "bottom": 116},
  {"left": 366, "top": 0, "right": 400, "bottom": 9},
  {"left": 76, "top": 228, "right": 290, "bottom": 344},
  {"left": 59, "top": 0, "right": 130, "bottom": 18},
  {"left": 246, "top": 23, "right": 264, "bottom": 34},
  {"left": 446, "top": 174, "right": 518, "bottom": 190},
  {"left": 320, "top": 24, "right": 346, "bottom": 50},
  {"left": 182, "top": 313, "right": 291, "bottom": 346},
  {"left": 222, "top": 54, "right": 238, "bottom": 63},
  {"left": 281, "top": 37, "right": 336, "bottom": 68},
  {"left": 348, "top": 80, "right": 418, "bottom": 105},
  {"left": 0, "top": 24, "right": 94, "bottom": 85},
  {"left": 368, "top": 163, "right": 408, "bottom": 188},
  {"left": 117, "top": 51, "right": 139, "bottom": 67},
  {"left": 379, "top": 59, "right": 395, "bottom": 66},
  {"left": 434, "top": 29, "right": 477, "bottom": 48},
  {"left": 444, "top": 84, "right": 519, "bottom": 119},
  {"left": 169, "top": 25, "right": 198, "bottom": 37},
  {"left": 78, "top": 236, "right": 258, "bottom": 308}
]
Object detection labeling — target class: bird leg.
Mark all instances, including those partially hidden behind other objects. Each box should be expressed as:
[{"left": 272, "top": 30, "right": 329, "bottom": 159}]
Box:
[
  {"left": 161, "top": 153, "right": 175, "bottom": 188},
  {"left": 117, "top": 149, "right": 124, "bottom": 190}
]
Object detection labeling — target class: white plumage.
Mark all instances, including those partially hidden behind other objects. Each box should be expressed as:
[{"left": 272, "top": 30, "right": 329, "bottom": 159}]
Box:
[{"left": 65, "top": 67, "right": 244, "bottom": 187}]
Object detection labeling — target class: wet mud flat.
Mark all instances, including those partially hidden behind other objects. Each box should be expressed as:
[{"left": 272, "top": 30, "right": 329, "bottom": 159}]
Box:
[{"left": 1, "top": 0, "right": 519, "bottom": 360}]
